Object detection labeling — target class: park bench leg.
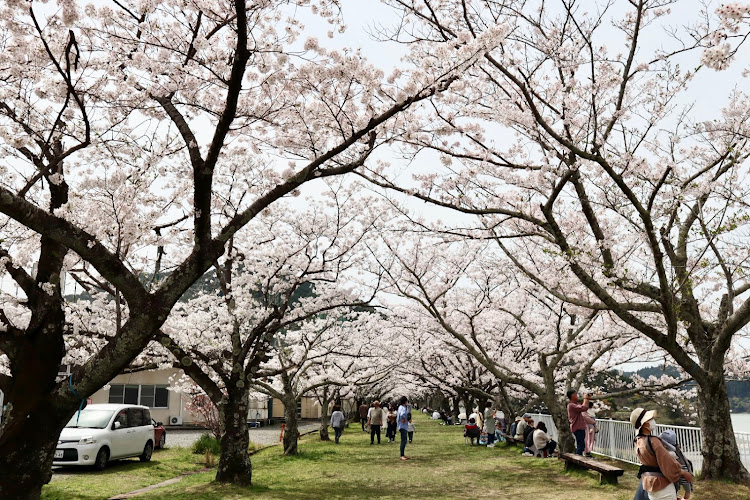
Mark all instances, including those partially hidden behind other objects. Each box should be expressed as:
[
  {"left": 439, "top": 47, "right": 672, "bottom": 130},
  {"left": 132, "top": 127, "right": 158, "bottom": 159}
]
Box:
[{"left": 599, "top": 473, "right": 618, "bottom": 485}]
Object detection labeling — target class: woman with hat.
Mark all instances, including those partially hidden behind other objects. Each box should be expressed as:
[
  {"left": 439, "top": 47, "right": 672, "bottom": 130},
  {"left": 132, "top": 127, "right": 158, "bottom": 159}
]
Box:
[{"left": 631, "top": 408, "right": 693, "bottom": 500}]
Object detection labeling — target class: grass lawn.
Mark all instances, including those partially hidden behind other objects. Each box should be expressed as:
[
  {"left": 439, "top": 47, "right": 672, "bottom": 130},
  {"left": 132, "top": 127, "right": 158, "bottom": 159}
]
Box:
[
  {"left": 42, "top": 416, "right": 750, "bottom": 500},
  {"left": 42, "top": 447, "right": 207, "bottom": 500}
]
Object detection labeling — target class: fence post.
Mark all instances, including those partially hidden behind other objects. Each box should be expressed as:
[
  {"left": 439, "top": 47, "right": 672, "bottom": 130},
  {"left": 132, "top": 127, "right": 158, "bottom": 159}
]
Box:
[{"left": 608, "top": 419, "right": 616, "bottom": 459}]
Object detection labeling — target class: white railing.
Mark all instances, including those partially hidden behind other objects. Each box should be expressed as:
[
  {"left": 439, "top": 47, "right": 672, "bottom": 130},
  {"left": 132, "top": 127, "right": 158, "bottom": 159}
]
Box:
[{"left": 527, "top": 413, "right": 750, "bottom": 475}]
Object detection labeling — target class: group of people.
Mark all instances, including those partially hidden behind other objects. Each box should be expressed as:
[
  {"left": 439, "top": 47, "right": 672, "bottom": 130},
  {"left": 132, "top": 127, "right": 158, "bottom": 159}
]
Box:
[
  {"left": 508, "top": 413, "right": 557, "bottom": 457},
  {"left": 459, "top": 402, "right": 558, "bottom": 458},
  {"left": 356, "top": 397, "right": 415, "bottom": 460}
]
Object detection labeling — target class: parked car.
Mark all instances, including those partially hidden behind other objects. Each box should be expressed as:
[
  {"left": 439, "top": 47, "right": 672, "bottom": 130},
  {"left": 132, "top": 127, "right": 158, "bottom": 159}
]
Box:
[
  {"left": 152, "top": 419, "right": 166, "bottom": 449},
  {"left": 53, "top": 404, "right": 155, "bottom": 470}
]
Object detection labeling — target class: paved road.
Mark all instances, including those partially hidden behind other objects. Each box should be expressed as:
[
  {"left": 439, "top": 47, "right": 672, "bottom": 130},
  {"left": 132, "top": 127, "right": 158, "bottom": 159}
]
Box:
[{"left": 163, "top": 422, "right": 320, "bottom": 448}]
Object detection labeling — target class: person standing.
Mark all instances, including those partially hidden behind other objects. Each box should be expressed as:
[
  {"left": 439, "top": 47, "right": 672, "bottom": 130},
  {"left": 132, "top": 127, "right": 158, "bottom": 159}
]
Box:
[
  {"left": 330, "top": 404, "right": 346, "bottom": 444},
  {"left": 566, "top": 389, "right": 591, "bottom": 455},
  {"left": 386, "top": 404, "right": 397, "bottom": 443},
  {"left": 359, "top": 402, "right": 369, "bottom": 432},
  {"left": 631, "top": 408, "right": 692, "bottom": 500},
  {"left": 407, "top": 414, "right": 416, "bottom": 443},
  {"left": 483, "top": 402, "right": 497, "bottom": 448},
  {"left": 397, "top": 396, "right": 410, "bottom": 460},
  {"left": 367, "top": 401, "right": 384, "bottom": 444}
]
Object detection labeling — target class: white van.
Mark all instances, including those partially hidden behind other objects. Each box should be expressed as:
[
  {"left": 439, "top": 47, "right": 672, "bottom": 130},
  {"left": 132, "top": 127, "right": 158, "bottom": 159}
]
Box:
[{"left": 53, "top": 404, "right": 155, "bottom": 470}]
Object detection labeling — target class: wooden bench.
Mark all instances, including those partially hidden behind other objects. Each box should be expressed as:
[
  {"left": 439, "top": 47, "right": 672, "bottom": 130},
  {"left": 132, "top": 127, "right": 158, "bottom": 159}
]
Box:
[
  {"left": 559, "top": 453, "right": 624, "bottom": 485},
  {"left": 500, "top": 434, "right": 522, "bottom": 446}
]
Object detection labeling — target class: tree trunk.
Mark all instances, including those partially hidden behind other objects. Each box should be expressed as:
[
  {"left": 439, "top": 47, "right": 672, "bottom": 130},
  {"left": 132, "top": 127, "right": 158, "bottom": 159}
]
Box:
[
  {"left": 548, "top": 401, "right": 574, "bottom": 454},
  {"left": 0, "top": 298, "right": 69, "bottom": 500},
  {"left": 283, "top": 396, "right": 300, "bottom": 455},
  {"left": 451, "top": 396, "right": 461, "bottom": 417},
  {"left": 215, "top": 392, "right": 252, "bottom": 486},
  {"left": 462, "top": 395, "right": 471, "bottom": 416},
  {"left": 697, "top": 375, "right": 750, "bottom": 482},
  {"left": 319, "top": 399, "right": 330, "bottom": 442},
  {"left": 0, "top": 398, "right": 71, "bottom": 500},
  {"left": 319, "top": 415, "right": 330, "bottom": 441}
]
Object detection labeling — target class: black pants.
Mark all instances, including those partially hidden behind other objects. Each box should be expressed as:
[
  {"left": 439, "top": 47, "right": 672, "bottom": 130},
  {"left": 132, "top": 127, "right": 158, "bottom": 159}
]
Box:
[
  {"left": 334, "top": 426, "right": 343, "bottom": 443},
  {"left": 408, "top": 431, "right": 413, "bottom": 442},
  {"left": 370, "top": 424, "right": 381, "bottom": 443},
  {"left": 387, "top": 422, "right": 397, "bottom": 440},
  {"left": 361, "top": 418, "right": 366, "bottom": 431},
  {"left": 400, "top": 428, "right": 408, "bottom": 457},
  {"left": 543, "top": 439, "right": 557, "bottom": 456},
  {"left": 574, "top": 429, "right": 586, "bottom": 455}
]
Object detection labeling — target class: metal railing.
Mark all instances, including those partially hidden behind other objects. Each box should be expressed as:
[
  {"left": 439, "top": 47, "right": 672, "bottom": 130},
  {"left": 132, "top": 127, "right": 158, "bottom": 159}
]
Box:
[{"left": 527, "top": 413, "right": 750, "bottom": 475}]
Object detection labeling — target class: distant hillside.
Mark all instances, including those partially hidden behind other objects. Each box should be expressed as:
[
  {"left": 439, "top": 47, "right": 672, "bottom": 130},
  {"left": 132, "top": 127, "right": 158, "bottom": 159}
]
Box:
[{"left": 624, "top": 365, "right": 750, "bottom": 413}]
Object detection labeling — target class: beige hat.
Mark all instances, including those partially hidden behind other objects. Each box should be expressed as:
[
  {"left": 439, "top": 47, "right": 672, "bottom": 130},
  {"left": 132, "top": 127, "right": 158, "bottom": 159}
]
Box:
[
  {"left": 630, "top": 408, "right": 656, "bottom": 429},
  {"left": 514, "top": 416, "right": 522, "bottom": 422}
]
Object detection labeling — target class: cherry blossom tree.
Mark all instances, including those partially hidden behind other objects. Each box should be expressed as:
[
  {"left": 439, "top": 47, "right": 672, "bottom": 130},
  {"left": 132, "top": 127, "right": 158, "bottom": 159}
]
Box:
[
  {"left": 359, "top": 0, "right": 750, "bottom": 481},
  {"left": 377, "top": 233, "right": 676, "bottom": 451},
  {"left": 156, "top": 185, "right": 387, "bottom": 480},
  {"left": 251, "top": 311, "right": 389, "bottom": 455},
  {"left": 0, "top": 0, "right": 497, "bottom": 496},
  {"left": 311, "top": 348, "right": 391, "bottom": 442}
]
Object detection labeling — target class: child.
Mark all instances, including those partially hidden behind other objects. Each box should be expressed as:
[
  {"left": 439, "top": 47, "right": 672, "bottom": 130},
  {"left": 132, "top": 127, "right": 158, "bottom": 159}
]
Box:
[
  {"left": 464, "top": 417, "right": 481, "bottom": 445},
  {"left": 407, "top": 413, "right": 416, "bottom": 443},
  {"left": 584, "top": 401, "right": 597, "bottom": 457},
  {"left": 659, "top": 430, "right": 693, "bottom": 500}
]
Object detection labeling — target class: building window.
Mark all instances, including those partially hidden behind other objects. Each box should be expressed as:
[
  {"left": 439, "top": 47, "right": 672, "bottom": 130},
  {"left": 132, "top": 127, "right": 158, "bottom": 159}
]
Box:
[{"left": 109, "top": 384, "right": 169, "bottom": 408}]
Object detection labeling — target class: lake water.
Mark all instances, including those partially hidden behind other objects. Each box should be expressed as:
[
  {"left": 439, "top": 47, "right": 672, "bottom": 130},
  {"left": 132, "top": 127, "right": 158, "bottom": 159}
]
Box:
[{"left": 732, "top": 413, "right": 750, "bottom": 434}]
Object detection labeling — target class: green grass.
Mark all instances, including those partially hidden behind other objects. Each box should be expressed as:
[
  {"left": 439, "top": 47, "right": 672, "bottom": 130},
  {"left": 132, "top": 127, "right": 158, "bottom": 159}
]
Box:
[
  {"left": 41, "top": 417, "right": 750, "bottom": 499},
  {"left": 41, "top": 447, "right": 207, "bottom": 500}
]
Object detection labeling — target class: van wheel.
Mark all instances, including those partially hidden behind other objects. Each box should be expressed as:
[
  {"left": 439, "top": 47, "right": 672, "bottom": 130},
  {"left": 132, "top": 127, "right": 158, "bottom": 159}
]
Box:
[
  {"left": 94, "top": 447, "right": 109, "bottom": 471},
  {"left": 139, "top": 441, "right": 153, "bottom": 462}
]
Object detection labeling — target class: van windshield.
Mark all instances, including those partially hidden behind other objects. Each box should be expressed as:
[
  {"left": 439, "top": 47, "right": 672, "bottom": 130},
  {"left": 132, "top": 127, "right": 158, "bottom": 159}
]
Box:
[{"left": 65, "top": 409, "right": 115, "bottom": 429}]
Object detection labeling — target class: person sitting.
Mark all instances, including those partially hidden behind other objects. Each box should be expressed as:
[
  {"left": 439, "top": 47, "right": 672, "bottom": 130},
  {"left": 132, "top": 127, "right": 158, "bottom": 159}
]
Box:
[
  {"left": 515, "top": 414, "right": 531, "bottom": 440},
  {"left": 464, "top": 417, "right": 481, "bottom": 445},
  {"left": 432, "top": 410, "right": 441, "bottom": 420},
  {"left": 522, "top": 426, "right": 535, "bottom": 455},
  {"left": 533, "top": 422, "right": 557, "bottom": 457},
  {"left": 522, "top": 418, "right": 535, "bottom": 445},
  {"left": 439, "top": 410, "right": 453, "bottom": 426},
  {"left": 509, "top": 416, "right": 521, "bottom": 438}
]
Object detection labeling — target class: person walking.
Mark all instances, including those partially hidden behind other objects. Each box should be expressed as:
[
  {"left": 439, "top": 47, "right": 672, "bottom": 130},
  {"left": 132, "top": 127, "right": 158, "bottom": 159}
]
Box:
[
  {"left": 566, "top": 389, "right": 591, "bottom": 455},
  {"left": 397, "top": 396, "right": 410, "bottom": 460},
  {"left": 631, "top": 408, "right": 693, "bottom": 500},
  {"left": 330, "top": 404, "right": 346, "bottom": 444},
  {"left": 359, "top": 402, "right": 369, "bottom": 432},
  {"left": 367, "top": 401, "right": 384, "bottom": 444}
]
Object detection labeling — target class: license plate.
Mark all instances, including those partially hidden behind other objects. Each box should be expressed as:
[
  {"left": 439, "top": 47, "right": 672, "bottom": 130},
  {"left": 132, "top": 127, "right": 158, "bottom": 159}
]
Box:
[{"left": 54, "top": 450, "right": 64, "bottom": 459}]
